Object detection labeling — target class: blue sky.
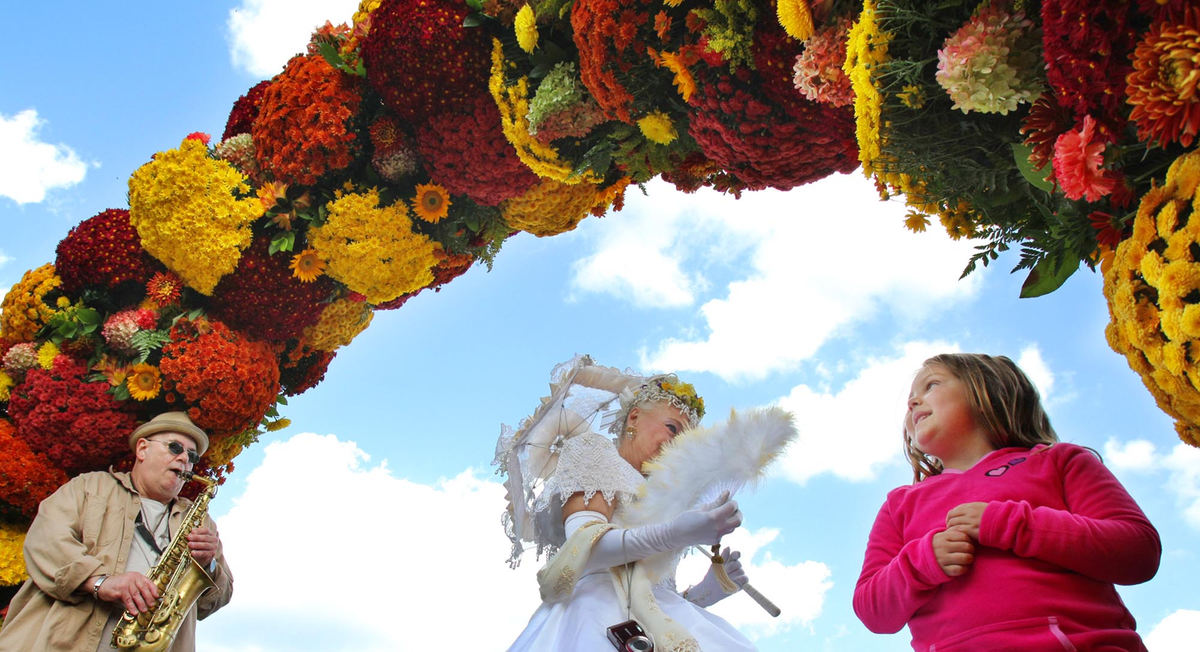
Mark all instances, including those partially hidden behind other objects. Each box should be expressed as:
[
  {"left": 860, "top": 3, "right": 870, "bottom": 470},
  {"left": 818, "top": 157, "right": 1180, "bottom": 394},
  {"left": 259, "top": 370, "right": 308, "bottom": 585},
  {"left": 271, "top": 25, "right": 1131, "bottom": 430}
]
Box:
[{"left": 3, "top": 2, "right": 1199, "bottom": 650}]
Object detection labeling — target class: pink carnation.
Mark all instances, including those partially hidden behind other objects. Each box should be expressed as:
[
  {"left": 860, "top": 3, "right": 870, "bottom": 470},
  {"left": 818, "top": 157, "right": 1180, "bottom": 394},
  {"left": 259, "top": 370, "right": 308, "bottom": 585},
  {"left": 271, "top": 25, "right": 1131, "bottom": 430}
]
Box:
[{"left": 1051, "top": 115, "right": 1117, "bottom": 202}]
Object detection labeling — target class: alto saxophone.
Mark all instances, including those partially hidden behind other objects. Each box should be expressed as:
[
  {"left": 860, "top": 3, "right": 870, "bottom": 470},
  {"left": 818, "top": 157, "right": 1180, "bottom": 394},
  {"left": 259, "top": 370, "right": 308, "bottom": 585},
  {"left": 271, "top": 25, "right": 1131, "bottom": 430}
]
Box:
[{"left": 111, "top": 471, "right": 218, "bottom": 651}]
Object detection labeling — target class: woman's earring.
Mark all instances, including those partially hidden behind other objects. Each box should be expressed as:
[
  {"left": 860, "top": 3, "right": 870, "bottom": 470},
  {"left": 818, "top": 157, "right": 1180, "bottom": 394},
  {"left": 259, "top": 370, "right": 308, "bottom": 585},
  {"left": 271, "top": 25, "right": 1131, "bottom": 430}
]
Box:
[{"left": 624, "top": 426, "right": 637, "bottom": 440}]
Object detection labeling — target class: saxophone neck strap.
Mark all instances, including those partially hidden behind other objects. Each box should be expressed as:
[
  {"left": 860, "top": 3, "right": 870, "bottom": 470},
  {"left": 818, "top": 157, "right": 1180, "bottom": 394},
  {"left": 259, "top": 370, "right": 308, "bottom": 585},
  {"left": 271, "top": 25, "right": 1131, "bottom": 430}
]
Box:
[{"left": 134, "top": 506, "right": 171, "bottom": 557}]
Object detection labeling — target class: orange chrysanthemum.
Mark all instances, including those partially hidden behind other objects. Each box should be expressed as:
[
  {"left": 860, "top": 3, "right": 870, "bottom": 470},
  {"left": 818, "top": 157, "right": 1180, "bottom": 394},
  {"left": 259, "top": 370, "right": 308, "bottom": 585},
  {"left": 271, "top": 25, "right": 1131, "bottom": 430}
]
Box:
[
  {"left": 126, "top": 363, "right": 162, "bottom": 401},
  {"left": 290, "top": 249, "right": 326, "bottom": 283},
  {"left": 145, "top": 271, "right": 183, "bottom": 308},
  {"left": 412, "top": 183, "right": 451, "bottom": 223},
  {"left": 1127, "top": 10, "right": 1200, "bottom": 148}
]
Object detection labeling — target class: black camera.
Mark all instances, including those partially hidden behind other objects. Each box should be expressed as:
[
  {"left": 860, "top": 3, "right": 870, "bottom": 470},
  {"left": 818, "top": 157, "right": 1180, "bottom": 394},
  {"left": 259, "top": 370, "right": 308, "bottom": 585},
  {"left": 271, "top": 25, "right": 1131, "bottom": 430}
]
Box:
[{"left": 607, "top": 620, "right": 654, "bottom": 652}]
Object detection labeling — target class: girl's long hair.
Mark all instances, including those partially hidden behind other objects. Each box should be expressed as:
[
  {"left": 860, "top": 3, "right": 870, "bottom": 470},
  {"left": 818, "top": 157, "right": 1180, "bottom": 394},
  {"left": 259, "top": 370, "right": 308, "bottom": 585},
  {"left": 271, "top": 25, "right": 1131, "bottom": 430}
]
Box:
[{"left": 905, "top": 353, "right": 1058, "bottom": 482}]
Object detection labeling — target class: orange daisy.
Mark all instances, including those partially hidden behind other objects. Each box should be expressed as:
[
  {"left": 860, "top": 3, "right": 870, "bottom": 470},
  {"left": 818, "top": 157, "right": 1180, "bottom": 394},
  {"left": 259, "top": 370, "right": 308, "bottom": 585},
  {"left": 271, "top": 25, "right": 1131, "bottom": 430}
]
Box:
[
  {"left": 290, "top": 249, "right": 326, "bottom": 283},
  {"left": 412, "top": 183, "right": 451, "bottom": 223}
]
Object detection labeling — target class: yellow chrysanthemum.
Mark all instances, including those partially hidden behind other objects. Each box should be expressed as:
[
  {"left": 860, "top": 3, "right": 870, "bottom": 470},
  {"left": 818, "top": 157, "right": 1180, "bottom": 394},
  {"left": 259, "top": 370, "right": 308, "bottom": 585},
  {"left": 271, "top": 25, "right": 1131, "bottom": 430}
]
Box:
[
  {"left": 777, "top": 0, "right": 814, "bottom": 41},
  {"left": 308, "top": 189, "right": 440, "bottom": 304},
  {"left": 290, "top": 249, "right": 326, "bottom": 283},
  {"left": 515, "top": 4, "right": 538, "bottom": 54},
  {"left": 637, "top": 111, "right": 678, "bottom": 145},
  {"left": 501, "top": 178, "right": 616, "bottom": 237},
  {"left": 844, "top": 0, "right": 891, "bottom": 179},
  {"left": 265, "top": 417, "right": 292, "bottom": 432},
  {"left": 128, "top": 137, "right": 263, "bottom": 295},
  {"left": 205, "top": 428, "right": 260, "bottom": 469},
  {"left": 302, "top": 297, "right": 375, "bottom": 351},
  {"left": 126, "top": 363, "right": 162, "bottom": 401},
  {"left": 0, "top": 522, "right": 28, "bottom": 586},
  {"left": 0, "top": 264, "right": 62, "bottom": 342},
  {"left": 1104, "top": 149, "right": 1200, "bottom": 446},
  {"left": 413, "top": 183, "right": 451, "bottom": 223},
  {"left": 0, "top": 370, "right": 13, "bottom": 402},
  {"left": 36, "top": 342, "right": 59, "bottom": 370}
]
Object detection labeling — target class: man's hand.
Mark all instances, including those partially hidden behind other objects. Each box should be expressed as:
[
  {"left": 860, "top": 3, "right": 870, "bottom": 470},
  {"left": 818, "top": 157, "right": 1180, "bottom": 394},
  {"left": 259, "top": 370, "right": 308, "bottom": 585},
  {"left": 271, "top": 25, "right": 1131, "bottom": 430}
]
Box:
[
  {"left": 96, "top": 572, "right": 159, "bottom": 615},
  {"left": 187, "top": 526, "right": 222, "bottom": 568}
]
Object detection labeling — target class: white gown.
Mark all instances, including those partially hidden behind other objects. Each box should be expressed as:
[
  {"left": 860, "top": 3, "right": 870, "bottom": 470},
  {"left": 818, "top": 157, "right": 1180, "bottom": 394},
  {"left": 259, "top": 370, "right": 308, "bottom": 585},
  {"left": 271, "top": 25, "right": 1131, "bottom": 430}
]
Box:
[{"left": 506, "top": 432, "right": 755, "bottom": 651}]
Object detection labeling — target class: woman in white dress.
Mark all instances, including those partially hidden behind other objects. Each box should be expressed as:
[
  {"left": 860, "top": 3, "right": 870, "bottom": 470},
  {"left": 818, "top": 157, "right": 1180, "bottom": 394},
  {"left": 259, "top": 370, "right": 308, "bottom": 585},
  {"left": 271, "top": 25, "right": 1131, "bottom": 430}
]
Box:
[{"left": 496, "top": 356, "right": 756, "bottom": 651}]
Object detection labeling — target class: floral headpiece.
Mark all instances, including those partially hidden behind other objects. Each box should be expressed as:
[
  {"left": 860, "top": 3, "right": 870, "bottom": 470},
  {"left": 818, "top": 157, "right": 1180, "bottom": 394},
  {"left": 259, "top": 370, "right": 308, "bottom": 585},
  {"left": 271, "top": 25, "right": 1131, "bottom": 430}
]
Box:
[{"left": 608, "top": 373, "right": 705, "bottom": 435}]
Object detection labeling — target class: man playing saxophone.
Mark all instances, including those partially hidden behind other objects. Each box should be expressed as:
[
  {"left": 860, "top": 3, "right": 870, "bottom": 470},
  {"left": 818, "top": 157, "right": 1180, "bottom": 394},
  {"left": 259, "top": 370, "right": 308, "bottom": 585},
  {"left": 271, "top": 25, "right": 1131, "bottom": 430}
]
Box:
[{"left": 0, "top": 411, "right": 233, "bottom": 652}]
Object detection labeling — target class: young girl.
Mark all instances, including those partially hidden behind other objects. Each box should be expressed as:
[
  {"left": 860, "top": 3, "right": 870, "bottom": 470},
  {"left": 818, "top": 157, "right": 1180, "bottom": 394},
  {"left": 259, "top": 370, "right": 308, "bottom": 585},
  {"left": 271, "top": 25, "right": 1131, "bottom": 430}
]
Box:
[{"left": 854, "top": 353, "right": 1161, "bottom": 651}]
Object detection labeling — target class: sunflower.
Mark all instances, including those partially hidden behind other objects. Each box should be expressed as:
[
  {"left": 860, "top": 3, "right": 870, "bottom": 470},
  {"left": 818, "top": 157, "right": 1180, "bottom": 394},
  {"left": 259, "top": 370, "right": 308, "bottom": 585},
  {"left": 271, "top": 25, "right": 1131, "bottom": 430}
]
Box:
[
  {"left": 290, "top": 249, "right": 326, "bottom": 283},
  {"left": 127, "top": 363, "right": 162, "bottom": 401},
  {"left": 412, "top": 183, "right": 451, "bottom": 223}
]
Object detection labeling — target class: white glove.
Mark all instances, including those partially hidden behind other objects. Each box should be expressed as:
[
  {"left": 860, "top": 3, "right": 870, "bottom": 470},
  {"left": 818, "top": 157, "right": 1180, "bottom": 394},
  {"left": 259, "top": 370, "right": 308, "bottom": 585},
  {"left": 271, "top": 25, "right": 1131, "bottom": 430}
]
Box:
[
  {"left": 683, "top": 547, "right": 745, "bottom": 607},
  {"left": 564, "top": 492, "right": 742, "bottom": 574}
]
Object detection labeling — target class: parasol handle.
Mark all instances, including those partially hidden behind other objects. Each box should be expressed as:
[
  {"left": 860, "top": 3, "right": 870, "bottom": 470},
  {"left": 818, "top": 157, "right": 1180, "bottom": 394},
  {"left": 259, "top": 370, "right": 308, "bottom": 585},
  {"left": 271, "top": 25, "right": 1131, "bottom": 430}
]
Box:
[{"left": 695, "top": 545, "right": 781, "bottom": 617}]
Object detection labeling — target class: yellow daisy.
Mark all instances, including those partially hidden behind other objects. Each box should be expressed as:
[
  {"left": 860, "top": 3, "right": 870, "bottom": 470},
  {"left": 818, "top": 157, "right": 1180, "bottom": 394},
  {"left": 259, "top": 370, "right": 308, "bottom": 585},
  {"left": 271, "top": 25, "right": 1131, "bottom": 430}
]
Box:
[
  {"left": 638, "top": 111, "right": 678, "bottom": 145},
  {"left": 412, "top": 183, "right": 451, "bottom": 223},
  {"left": 126, "top": 363, "right": 162, "bottom": 401},
  {"left": 290, "top": 249, "right": 326, "bottom": 283}
]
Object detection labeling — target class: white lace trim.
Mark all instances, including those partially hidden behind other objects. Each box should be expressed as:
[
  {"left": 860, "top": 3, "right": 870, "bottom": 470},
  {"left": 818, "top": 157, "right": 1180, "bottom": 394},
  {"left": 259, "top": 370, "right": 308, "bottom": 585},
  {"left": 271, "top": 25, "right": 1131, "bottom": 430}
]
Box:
[{"left": 535, "top": 431, "right": 645, "bottom": 513}]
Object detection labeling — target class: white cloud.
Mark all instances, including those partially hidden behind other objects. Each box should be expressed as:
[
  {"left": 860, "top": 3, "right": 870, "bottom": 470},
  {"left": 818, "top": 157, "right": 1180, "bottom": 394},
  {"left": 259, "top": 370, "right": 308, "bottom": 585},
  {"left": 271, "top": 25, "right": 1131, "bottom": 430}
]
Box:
[
  {"left": 1016, "top": 344, "right": 1054, "bottom": 403},
  {"left": 1145, "top": 609, "right": 1200, "bottom": 652},
  {"left": 676, "top": 527, "right": 832, "bottom": 638},
  {"left": 1104, "top": 438, "right": 1158, "bottom": 472},
  {"left": 0, "top": 109, "right": 88, "bottom": 205},
  {"left": 202, "top": 432, "right": 542, "bottom": 651},
  {"left": 573, "top": 174, "right": 981, "bottom": 381},
  {"left": 776, "top": 341, "right": 957, "bottom": 485},
  {"left": 1163, "top": 443, "right": 1200, "bottom": 530},
  {"left": 227, "top": 0, "right": 359, "bottom": 78}
]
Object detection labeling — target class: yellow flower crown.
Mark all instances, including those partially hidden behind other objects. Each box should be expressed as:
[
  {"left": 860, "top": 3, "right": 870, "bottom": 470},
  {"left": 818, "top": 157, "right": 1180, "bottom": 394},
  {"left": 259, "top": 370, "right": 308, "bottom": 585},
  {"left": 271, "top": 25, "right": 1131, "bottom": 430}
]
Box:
[{"left": 636, "top": 375, "right": 705, "bottom": 427}]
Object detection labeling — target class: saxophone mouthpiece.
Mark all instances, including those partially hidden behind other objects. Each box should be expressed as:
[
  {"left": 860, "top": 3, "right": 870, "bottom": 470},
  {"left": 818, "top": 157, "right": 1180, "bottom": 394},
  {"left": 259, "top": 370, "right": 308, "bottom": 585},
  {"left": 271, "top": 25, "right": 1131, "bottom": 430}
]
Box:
[{"left": 175, "top": 469, "right": 195, "bottom": 480}]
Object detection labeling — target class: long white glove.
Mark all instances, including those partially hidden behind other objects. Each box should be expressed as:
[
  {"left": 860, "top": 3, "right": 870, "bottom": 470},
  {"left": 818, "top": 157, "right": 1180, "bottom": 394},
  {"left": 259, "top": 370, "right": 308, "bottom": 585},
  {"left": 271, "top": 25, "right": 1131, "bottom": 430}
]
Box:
[
  {"left": 564, "top": 492, "right": 741, "bottom": 574},
  {"left": 683, "top": 547, "right": 746, "bottom": 607}
]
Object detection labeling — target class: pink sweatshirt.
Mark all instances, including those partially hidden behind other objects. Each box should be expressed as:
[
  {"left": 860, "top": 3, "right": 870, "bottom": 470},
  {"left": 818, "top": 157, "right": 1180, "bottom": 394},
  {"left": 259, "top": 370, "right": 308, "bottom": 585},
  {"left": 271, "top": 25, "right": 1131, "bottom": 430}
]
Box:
[{"left": 854, "top": 444, "right": 1160, "bottom": 651}]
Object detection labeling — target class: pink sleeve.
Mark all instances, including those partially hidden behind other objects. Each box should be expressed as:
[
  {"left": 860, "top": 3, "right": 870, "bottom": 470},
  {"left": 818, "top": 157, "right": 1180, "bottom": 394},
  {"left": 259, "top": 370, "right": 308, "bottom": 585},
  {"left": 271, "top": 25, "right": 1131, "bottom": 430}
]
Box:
[
  {"left": 979, "top": 446, "right": 1161, "bottom": 585},
  {"left": 854, "top": 499, "right": 952, "bottom": 633}
]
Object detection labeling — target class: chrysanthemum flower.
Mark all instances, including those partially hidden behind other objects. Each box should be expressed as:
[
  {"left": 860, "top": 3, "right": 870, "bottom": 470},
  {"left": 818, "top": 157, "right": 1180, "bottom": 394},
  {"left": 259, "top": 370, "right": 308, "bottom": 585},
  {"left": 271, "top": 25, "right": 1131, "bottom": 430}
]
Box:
[
  {"left": 127, "top": 363, "right": 162, "bottom": 401},
  {"left": 777, "top": 0, "right": 813, "bottom": 41},
  {"left": 638, "top": 111, "right": 678, "bottom": 145},
  {"left": 36, "top": 342, "right": 60, "bottom": 370},
  {"left": 145, "top": 272, "right": 183, "bottom": 307},
  {"left": 904, "top": 211, "right": 930, "bottom": 233},
  {"left": 290, "top": 249, "right": 326, "bottom": 283},
  {"left": 1052, "top": 115, "right": 1117, "bottom": 202},
  {"left": 413, "top": 183, "right": 451, "bottom": 223},
  {"left": 515, "top": 4, "right": 538, "bottom": 53},
  {"left": 1127, "top": 10, "right": 1200, "bottom": 148}
]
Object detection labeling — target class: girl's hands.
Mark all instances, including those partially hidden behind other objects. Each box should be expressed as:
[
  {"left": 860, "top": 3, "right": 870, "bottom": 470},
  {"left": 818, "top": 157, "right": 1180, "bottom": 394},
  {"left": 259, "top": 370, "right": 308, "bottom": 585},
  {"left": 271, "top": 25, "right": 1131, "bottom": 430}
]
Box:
[
  {"left": 932, "top": 528, "right": 975, "bottom": 577},
  {"left": 945, "top": 502, "right": 986, "bottom": 540},
  {"left": 934, "top": 501, "right": 987, "bottom": 577}
]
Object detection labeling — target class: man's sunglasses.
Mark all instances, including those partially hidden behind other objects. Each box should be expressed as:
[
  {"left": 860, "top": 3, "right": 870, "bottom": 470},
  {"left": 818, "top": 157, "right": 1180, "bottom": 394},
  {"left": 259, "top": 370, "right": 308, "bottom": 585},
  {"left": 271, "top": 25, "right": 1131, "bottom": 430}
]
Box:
[{"left": 146, "top": 438, "right": 201, "bottom": 465}]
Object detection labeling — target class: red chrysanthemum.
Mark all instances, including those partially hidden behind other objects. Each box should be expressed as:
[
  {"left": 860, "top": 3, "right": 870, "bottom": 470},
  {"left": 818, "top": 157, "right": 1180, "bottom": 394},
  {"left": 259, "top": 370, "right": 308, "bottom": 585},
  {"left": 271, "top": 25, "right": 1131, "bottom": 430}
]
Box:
[
  {"left": 208, "top": 234, "right": 336, "bottom": 342},
  {"left": 54, "top": 209, "right": 162, "bottom": 295},
  {"left": 1089, "top": 211, "right": 1126, "bottom": 249},
  {"left": 222, "top": 80, "right": 272, "bottom": 141},
  {"left": 1041, "top": 0, "right": 1138, "bottom": 140},
  {"left": 251, "top": 54, "right": 363, "bottom": 187},
  {"left": 0, "top": 417, "right": 69, "bottom": 518},
  {"left": 414, "top": 96, "right": 539, "bottom": 207},
  {"left": 278, "top": 344, "right": 337, "bottom": 397},
  {"left": 361, "top": 0, "right": 492, "bottom": 124},
  {"left": 1127, "top": 9, "right": 1200, "bottom": 149},
  {"left": 6, "top": 356, "right": 139, "bottom": 476},
  {"left": 1020, "top": 95, "right": 1077, "bottom": 172},
  {"left": 375, "top": 252, "right": 476, "bottom": 310},
  {"left": 687, "top": 58, "right": 858, "bottom": 191},
  {"left": 158, "top": 318, "right": 280, "bottom": 438}
]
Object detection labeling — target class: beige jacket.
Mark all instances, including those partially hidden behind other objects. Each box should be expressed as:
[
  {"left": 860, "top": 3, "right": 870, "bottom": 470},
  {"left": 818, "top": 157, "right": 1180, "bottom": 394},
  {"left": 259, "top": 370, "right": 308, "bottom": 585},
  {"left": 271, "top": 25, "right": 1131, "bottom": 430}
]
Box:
[{"left": 0, "top": 470, "right": 233, "bottom": 651}]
